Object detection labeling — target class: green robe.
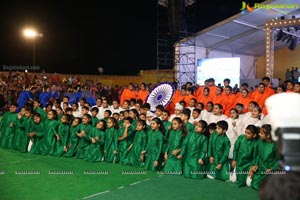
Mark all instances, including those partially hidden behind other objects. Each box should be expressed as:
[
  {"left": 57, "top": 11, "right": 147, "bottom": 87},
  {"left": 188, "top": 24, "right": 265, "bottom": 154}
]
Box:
[
  {"left": 117, "top": 126, "right": 134, "bottom": 165},
  {"left": 127, "top": 130, "right": 147, "bottom": 167},
  {"left": 118, "top": 120, "right": 124, "bottom": 129},
  {"left": 104, "top": 127, "right": 118, "bottom": 163},
  {"left": 53, "top": 122, "right": 70, "bottom": 157},
  {"left": 182, "top": 131, "right": 207, "bottom": 179},
  {"left": 16, "top": 116, "right": 34, "bottom": 153},
  {"left": 84, "top": 127, "right": 105, "bottom": 162},
  {"left": 39, "top": 119, "right": 58, "bottom": 155},
  {"left": 251, "top": 139, "right": 279, "bottom": 190},
  {"left": 207, "top": 131, "right": 231, "bottom": 181},
  {"left": 91, "top": 117, "right": 98, "bottom": 127},
  {"left": 29, "top": 121, "right": 45, "bottom": 154},
  {"left": 162, "top": 120, "right": 172, "bottom": 153},
  {"left": 163, "top": 129, "right": 185, "bottom": 173},
  {"left": 64, "top": 125, "right": 80, "bottom": 157},
  {"left": 0, "top": 112, "right": 18, "bottom": 149},
  {"left": 34, "top": 107, "right": 47, "bottom": 120},
  {"left": 13, "top": 115, "right": 26, "bottom": 151},
  {"left": 185, "top": 122, "right": 195, "bottom": 135},
  {"left": 75, "top": 123, "right": 92, "bottom": 159},
  {"left": 233, "top": 135, "right": 258, "bottom": 187},
  {"left": 144, "top": 129, "right": 164, "bottom": 171}
]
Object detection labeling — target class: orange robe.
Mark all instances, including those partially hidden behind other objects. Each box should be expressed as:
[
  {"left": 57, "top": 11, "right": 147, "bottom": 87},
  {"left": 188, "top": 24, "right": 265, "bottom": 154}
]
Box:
[
  {"left": 137, "top": 89, "right": 149, "bottom": 104},
  {"left": 223, "top": 93, "right": 236, "bottom": 116},
  {"left": 235, "top": 95, "right": 252, "bottom": 112},
  {"left": 197, "top": 95, "right": 212, "bottom": 107},
  {"left": 120, "top": 89, "right": 137, "bottom": 106},
  {"left": 212, "top": 94, "right": 225, "bottom": 109},
  {"left": 251, "top": 91, "right": 269, "bottom": 115},
  {"left": 183, "top": 94, "right": 196, "bottom": 106}
]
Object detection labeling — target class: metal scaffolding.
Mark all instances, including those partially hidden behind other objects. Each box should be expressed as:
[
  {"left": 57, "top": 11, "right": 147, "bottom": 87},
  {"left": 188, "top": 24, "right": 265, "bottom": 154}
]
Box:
[{"left": 156, "top": 0, "right": 197, "bottom": 86}]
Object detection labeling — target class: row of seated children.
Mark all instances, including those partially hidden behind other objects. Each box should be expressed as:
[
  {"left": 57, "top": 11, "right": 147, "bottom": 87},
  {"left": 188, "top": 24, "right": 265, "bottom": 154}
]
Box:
[{"left": 0, "top": 103, "right": 278, "bottom": 191}]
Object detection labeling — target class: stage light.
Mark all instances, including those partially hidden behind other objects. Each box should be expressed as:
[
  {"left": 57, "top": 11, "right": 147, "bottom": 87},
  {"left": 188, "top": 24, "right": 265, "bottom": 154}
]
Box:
[{"left": 23, "top": 29, "right": 37, "bottom": 38}]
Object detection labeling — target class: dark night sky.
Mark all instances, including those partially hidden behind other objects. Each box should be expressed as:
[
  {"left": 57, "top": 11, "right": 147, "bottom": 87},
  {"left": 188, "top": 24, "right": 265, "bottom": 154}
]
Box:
[{"left": 0, "top": 0, "right": 264, "bottom": 75}]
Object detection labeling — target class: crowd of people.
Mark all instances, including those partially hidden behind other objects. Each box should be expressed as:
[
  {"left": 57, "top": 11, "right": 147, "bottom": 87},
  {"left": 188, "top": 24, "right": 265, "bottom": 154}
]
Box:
[{"left": 1, "top": 70, "right": 300, "bottom": 191}]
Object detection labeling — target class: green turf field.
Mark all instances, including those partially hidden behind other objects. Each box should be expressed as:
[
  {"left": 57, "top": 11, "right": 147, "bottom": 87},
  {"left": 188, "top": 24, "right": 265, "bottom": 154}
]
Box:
[{"left": 0, "top": 148, "right": 258, "bottom": 200}]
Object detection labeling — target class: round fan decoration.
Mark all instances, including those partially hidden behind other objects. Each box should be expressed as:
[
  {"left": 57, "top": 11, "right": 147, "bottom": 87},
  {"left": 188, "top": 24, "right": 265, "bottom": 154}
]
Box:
[{"left": 146, "top": 82, "right": 175, "bottom": 112}]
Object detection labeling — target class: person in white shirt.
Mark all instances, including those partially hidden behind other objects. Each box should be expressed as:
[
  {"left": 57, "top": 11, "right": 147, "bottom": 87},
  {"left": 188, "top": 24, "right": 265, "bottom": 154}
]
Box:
[
  {"left": 110, "top": 100, "right": 123, "bottom": 114},
  {"left": 200, "top": 102, "right": 214, "bottom": 123},
  {"left": 146, "top": 111, "right": 154, "bottom": 125},
  {"left": 207, "top": 103, "right": 227, "bottom": 124},
  {"left": 169, "top": 103, "right": 183, "bottom": 121},
  {"left": 189, "top": 108, "right": 201, "bottom": 124},
  {"left": 71, "top": 102, "right": 82, "bottom": 118},
  {"left": 226, "top": 108, "right": 243, "bottom": 159},
  {"left": 97, "top": 99, "right": 111, "bottom": 119},
  {"left": 242, "top": 105, "right": 263, "bottom": 133}
]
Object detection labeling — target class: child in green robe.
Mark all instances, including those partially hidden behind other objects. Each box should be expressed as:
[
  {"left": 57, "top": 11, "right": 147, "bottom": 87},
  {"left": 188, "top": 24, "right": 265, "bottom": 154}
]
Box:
[
  {"left": 39, "top": 110, "right": 58, "bottom": 155},
  {"left": 163, "top": 117, "right": 187, "bottom": 174},
  {"left": 117, "top": 117, "right": 134, "bottom": 165},
  {"left": 128, "top": 109, "right": 139, "bottom": 130},
  {"left": 0, "top": 103, "right": 18, "bottom": 149},
  {"left": 249, "top": 124, "right": 279, "bottom": 190},
  {"left": 127, "top": 120, "right": 148, "bottom": 167},
  {"left": 207, "top": 120, "right": 231, "bottom": 181},
  {"left": 161, "top": 110, "right": 172, "bottom": 153},
  {"left": 28, "top": 113, "right": 45, "bottom": 154},
  {"left": 33, "top": 100, "right": 47, "bottom": 120},
  {"left": 230, "top": 125, "right": 258, "bottom": 186},
  {"left": 53, "top": 114, "right": 70, "bottom": 156},
  {"left": 17, "top": 107, "right": 34, "bottom": 153},
  {"left": 64, "top": 117, "right": 81, "bottom": 157},
  {"left": 118, "top": 111, "right": 125, "bottom": 128},
  {"left": 85, "top": 119, "right": 106, "bottom": 162},
  {"left": 142, "top": 117, "right": 165, "bottom": 171},
  {"left": 75, "top": 114, "right": 93, "bottom": 159},
  {"left": 182, "top": 120, "right": 208, "bottom": 179},
  {"left": 104, "top": 117, "right": 119, "bottom": 163},
  {"left": 13, "top": 106, "right": 26, "bottom": 151},
  {"left": 180, "top": 108, "right": 195, "bottom": 136},
  {"left": 56, "top": 106, "right": 64, "bottom": 121},
  {"left": 90, "top": 107, "right": 99, "bottom": 127}
]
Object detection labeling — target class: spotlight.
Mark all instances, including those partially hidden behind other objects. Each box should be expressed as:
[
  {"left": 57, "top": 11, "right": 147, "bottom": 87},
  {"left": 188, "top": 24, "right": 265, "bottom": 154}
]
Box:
[{"left": 288, "top": 37, "right": 298, "bottom": 51}]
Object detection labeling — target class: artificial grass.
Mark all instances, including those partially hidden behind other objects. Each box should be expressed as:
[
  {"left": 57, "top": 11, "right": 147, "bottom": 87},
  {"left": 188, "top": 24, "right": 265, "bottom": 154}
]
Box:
[
  {"left": 0, "top": 148, "right": 258, "bottom": 200},
  {"left": 90, "top": 175, "right": 259, "bottom": 200},
  {"left": 0, "top": 148, "right": 158, "bottom": 200}
]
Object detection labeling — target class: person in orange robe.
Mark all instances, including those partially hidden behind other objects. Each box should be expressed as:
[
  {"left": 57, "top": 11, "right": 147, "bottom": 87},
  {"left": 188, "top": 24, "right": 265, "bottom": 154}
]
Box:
[
  {"left": 120, "top": 83, "right": 137, "bottom": 106},
  {"left": 235, "top": 88, "right": 252, "bottom": 112},
  {"left": 197, "top": 87, "right": 212, "bottom": 108},
  {"left": 251, "top": 83, "right": 270, "bottom": 115},
  {"left": 212, "top": 86, "right": 225, "bottom": 109},
  {"left": 137, "top": 83, "right": 149, "bottom": 104},
  {"left": 183, "top": 87, "right": 195, "bottom": 106},
  {"left": 262, "top": 76, "right": 275, "bottom": 96},
  {"left": 223, "top": 86, "right": 236, "bottom": 117}
]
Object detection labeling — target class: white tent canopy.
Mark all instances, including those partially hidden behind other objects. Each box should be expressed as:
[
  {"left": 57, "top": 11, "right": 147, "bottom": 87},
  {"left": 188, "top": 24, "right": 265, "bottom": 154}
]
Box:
[{"left": 176, "top": 0, "right": 300, "bottom": 86}]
